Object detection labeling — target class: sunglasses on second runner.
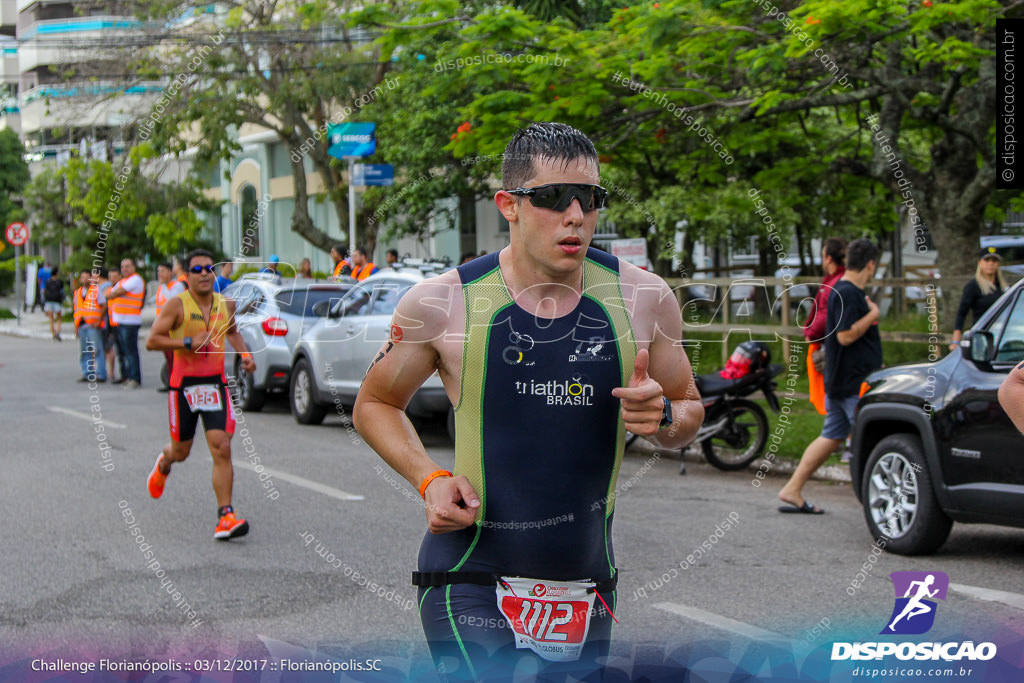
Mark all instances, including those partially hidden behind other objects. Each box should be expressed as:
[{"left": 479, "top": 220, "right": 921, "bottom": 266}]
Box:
[
  {"left": 189, "top": 265, "right": 216, "bottom": 274},
  {"left": 506, "top": 183, "right": 608, "bottom": 212}
]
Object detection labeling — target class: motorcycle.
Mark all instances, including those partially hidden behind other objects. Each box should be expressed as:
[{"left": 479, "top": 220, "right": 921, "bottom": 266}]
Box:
[{"left": 627, "top": 341, "right": 783, "bottom": 472}]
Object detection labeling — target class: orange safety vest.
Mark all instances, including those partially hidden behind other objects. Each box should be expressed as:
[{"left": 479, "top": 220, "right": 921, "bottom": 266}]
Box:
[
  {"left": 333, "top": 260, "right": 350, "bottom": 278},
  {"left": 155, "top": 283, "right": 171, "bottom": 317},
  {"left": 351, "top": 262, "right": 377, "bottom": 281},
  {"left": 73, "top": 285, "right": 103, "bottom": 329},
  {"left": 109, "top": 273, "right": 145, "bottom": 320}
]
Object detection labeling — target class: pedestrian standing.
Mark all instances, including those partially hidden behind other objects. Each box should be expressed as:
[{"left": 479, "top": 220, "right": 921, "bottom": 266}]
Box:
[
  {"left": 43, "top": 266, "right": 65, "bottom": 341},
  {"left": 803, "top": 237, "right": 847, "bottom": 415},
  {"left": 32, "top": 261, "right": 51, "bottom": 313},
  {"left": 73, "top": 270, "right": 107, "bottom": 382},
  {"left": 214, "top": 261, "right": 233, "bottom": 292},
  {"left": 779, "top": 239, "right": 882, "bottom": 515},
  {"left": 349, "top": 247, "right": 379, "bottom": 280},
  {"left": 297, "top": 257, "right": 313, "bottom": 279},
  {"left": 951, "top": 247, "right": 1007, "bottom": 351},
  {"left": 102, "top": 267, "right": 124, "bottom": 383},
  {"left": 331, "top": 245, "right": 351, "bottom": 278},
  {"left": 106, "top": 258, "right": 145, "bottom": 388}
]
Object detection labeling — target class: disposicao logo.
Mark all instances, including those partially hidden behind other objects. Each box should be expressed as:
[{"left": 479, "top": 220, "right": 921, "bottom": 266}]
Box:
[
  {"left": 881, "top": 571, "right": 948, "bottom": 635},
  {"left": 831, "top": 571, "right": 997, "bottom": 663}
]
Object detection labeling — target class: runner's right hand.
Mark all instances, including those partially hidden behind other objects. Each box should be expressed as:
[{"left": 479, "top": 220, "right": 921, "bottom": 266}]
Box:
[
  {"left": 191, "top": 331, "right": 215, "bottom": 351},
  {"left": 424, "top": 475, "right": 480, "bottom": 534}
]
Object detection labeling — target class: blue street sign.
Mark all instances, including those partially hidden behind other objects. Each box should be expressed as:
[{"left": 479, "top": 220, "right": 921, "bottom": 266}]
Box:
[
  {"left": 352, "top": 163, "right": 394, "bottom": 186},
  {"left": 328, "top": 122, "right": 376, "bottom": 158}
]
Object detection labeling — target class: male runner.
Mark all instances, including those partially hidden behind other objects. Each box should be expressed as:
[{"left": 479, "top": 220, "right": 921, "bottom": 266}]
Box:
[
  {"left": 145, "top": 249, "right": 256, "bottom": 540},
  {"left": 354, "top": 122, "right": 703, "bottom": 680}
]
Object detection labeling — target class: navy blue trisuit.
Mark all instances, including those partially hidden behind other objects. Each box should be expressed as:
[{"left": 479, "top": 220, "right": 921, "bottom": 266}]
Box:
[{"left": 415, "top": 248, "right": 637, "bottom": 681}]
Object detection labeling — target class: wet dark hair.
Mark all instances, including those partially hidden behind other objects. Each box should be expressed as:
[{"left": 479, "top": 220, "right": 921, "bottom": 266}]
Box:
[
  {"left": 353, "top": 247, "right": 368, "bottom": 258},
  {"left": 845, "top": 239, "right": 880, "bottom": 272},
  {"left": 501, "top": 122, "right": 599, "bottom": 190},
  {"left": 386, "top": 248, "right": 398, "bottom": 258},
  {"left": 332, "top": 244, "right": 347, "bottom": 257},
  {"left": 185, "top": 248, "right": 214, "bottom": 269},
  {"left": 823, "top": 237, "right": 846, "bottom": 268}
]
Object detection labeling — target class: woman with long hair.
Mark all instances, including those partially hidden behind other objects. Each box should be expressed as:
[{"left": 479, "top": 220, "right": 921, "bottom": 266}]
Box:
[{"left": 951, "top": 247, "right": 1006, "bottom": 350}]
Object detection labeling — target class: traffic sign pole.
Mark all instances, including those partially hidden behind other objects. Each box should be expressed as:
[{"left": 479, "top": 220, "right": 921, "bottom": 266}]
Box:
[
  {"left": 15, "top": 244, "right": 20, "bottom": 326},
  {"left": 348, "top": 158, "right": 356, "bottom": 254}
]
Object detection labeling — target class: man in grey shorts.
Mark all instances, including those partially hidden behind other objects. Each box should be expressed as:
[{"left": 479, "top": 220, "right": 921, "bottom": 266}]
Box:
[{"left": 779, "top": 239, "right": 882, "bottom": 514}]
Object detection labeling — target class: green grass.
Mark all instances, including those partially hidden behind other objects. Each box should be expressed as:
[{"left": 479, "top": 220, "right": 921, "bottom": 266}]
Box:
[
  {"left": 682, "top": 309, "right": 947, "bottom": 463},
  {"left": 0, "top": 308, "right": 14, "bottom": 320}
]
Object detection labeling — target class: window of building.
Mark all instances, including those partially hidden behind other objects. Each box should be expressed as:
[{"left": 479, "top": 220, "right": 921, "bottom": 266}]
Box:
[{"left": 239, "top": 185, "right": 260, "bottom": 257}]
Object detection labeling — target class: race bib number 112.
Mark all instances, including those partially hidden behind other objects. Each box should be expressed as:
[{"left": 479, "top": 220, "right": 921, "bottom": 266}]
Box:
[{"left": 495, "top": 577, "right": 596, "bottom": 662}]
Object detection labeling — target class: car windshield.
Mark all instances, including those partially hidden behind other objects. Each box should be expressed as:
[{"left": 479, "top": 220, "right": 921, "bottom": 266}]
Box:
[{"left": 276, "top": 288, "right": 349, "bottom": 316}]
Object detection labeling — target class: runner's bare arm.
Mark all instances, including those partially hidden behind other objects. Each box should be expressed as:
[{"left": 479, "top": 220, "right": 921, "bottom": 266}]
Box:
[
  {"left": 145, "top": 297, "right": 185, "bottom": 351},
  {"left": 613, "top": 278, "right": 703, "bottom": 448},
  {"left": 222, "top": 299, "right": 255, "bottom": 372},
  {"left": 998, "top": 361, "right": 1024, "bottom": 434},
  {"left": 353, "top": 282, "right": 480, "bottom": 534}
]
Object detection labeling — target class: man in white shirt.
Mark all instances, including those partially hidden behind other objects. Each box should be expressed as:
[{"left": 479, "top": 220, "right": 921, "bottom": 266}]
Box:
[{"left": 107, "top": 258, "right": 146, "bottom": 388}]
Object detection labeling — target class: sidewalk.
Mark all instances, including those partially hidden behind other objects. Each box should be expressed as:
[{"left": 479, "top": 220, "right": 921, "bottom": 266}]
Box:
[{"left": 0, "top": 294, "right": 156, "bottom": 341}]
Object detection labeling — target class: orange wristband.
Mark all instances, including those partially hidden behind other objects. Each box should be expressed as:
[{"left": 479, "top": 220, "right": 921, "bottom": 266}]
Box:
[
  {"left": 241, "top": 352, "right": 253, "bottom": 360},
  {"left": 419, "top": 469, "right": 452, "bottom": 499}
]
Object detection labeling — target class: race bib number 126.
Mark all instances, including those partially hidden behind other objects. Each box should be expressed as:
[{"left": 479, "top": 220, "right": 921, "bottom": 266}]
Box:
[
  {"left": 183, "top": 384, "right": 223, "bottom": 413},
  {"left": 495, "top": 577, "right": 596, "bottom": 662}
]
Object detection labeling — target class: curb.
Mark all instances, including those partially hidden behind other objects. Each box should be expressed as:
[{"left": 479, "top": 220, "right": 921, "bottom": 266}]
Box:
[
  {"left": 0, "top": 325, "right": 57, "bottom": 341},
  {"left": 626, "top": 438, "right": 852, "bottom": 484}
]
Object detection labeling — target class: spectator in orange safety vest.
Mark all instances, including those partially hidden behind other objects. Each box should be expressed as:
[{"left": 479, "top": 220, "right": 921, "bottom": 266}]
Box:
[
  {"left": 73, "top": 270, "right": 107, "bottom": 382},
  {"left": 106, "top": 258, "right": 146, "bottom": 388},
  {"left": 155, "top": 263, "right": 186, "bottom": 392},
  {"left": 331, "top": 244, "right": 351, "bottom": 278},
  {"left": 349, "top": 247, "right": 379, "bottom": 281}
]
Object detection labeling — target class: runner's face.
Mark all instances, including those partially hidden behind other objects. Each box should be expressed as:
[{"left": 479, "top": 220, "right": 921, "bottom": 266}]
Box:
[
  {"left": 188, "top": 257, "right": 215, "bottom": 294},
  {"left": 503, "top": 156, "right": 600, "bottom": 277}
]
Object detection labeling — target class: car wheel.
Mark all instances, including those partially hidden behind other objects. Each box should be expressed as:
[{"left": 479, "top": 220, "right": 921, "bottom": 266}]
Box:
[
  {"left": 290, "top": 357, "right": 327, "bottom": 425},
  {"left": 234, "top": 357, "right": 266, "bottom": 412},
  {"left": 862, "top": 434, "right": 952, "bottom": 555}
]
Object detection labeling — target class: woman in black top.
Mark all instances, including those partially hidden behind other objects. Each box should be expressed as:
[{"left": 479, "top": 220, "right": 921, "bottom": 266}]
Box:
[{"left": 951, "top": 248, "right": 1007, "bottom": 350}]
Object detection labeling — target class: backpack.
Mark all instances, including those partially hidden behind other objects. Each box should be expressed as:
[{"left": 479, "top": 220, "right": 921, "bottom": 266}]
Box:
[{"left": 44, "top": 277, "right": 64, "bottom": 302}]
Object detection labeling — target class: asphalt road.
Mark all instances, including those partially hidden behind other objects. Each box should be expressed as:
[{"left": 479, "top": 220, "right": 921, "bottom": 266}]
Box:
[{"left": 2, "top": 333, "right": 1024, "bottom": 682}]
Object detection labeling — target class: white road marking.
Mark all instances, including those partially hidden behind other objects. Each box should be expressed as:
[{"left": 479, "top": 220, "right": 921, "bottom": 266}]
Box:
[
  {"left": 234, "top": 460, "right": 365, "bottom": 501},
  {"left": 48, "top": 406, "right": 127, "bottom": 429},
  {"left": 654, "top": 602, "right": 789, "bottom": 642},
  {"left": 950, "top": 583, "right": 1024, "bottom": 612}
]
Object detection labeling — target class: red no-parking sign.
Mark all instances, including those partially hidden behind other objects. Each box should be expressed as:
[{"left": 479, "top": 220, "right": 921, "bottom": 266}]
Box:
[{"left": 5, "top": 222, "right": 28, "bottom": 246}]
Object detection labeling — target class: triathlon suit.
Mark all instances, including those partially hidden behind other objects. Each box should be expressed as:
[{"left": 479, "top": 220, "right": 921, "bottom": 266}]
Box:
[
  {"left": 167, "top": 291, "right": 235, "bottom": 442},
  {"left": 416, "top": 248, "right": 636, "bottom": 681}
]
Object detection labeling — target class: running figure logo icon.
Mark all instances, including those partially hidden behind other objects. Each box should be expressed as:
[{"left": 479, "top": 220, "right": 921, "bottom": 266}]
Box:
[{"left": 881, "top": 571, "right": 949, "bottom": 635}]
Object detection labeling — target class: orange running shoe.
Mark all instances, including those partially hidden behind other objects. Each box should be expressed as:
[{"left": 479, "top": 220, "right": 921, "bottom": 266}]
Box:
[
  {"left": 214, "top": 511, "right": 249, "bottom": 540},
  {"left": 148, "top": 454, "right": 168, "bottom": 499}
]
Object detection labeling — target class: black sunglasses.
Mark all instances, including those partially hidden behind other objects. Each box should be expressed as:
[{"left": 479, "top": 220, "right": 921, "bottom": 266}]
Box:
[
  {"left": 507, "top": 183, "right": 608, "bottom": 212},
  {"left": 189, "top": 265, "right": 216, "bottom": 274}
]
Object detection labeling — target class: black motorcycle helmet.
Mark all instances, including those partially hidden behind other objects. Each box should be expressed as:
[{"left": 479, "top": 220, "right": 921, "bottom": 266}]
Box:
[{"left": 736, "top": 340, "right": 771, "bottom": 371}]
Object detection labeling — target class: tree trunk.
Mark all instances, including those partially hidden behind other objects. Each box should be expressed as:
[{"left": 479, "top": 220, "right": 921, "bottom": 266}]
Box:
[{"left": 287, "top": 146, "right": 334, "bottom": 252}]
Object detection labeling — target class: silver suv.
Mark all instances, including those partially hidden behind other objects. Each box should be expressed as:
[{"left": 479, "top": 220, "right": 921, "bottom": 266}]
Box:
[
  {"left": 289, "top": 272, "right": 450, "bottom": 429},
  {"left": 222, "top": 276, "right": 352, "bottom": 410}
]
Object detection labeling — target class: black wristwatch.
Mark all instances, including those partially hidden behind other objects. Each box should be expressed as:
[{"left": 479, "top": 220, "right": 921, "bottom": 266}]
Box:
[
  {"left": 658, "top": 397, "right": 673, "bottom": 430},
  {"left": 183, "top": 336, "right": 193, "bottom": 350}
]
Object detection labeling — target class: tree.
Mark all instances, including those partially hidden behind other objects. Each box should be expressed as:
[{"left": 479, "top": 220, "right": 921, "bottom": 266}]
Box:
[
  {"left": 0, "top": 128, "right": 29, "bottom": 230},
  {"left": 22, "top": 157, "right": 218, "bottom": 273},
  {"left": 133, "top": 0, "right": 400, "bottom": 256}
]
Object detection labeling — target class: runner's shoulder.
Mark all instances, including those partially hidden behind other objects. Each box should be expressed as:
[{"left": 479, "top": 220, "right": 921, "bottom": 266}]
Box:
[{"left": 393, "top": 270, "right": 460, "bottom": 344}]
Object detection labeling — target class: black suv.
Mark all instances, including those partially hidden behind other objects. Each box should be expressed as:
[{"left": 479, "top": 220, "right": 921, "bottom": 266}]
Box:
[{"left": 850, "top": 278, "right": 1024, "bottom": 555}]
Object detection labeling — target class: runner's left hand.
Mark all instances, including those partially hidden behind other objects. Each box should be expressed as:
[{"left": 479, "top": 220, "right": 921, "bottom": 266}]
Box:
[
  {"left": 240, "top": 354, "right": 256, "bottom": 373},
  {"left": 611, "top": 348, "right": 665, "bottom": 436}
]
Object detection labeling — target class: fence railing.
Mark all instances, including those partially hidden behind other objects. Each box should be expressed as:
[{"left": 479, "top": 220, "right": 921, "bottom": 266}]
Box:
[{"left": 665, "top": 276, "right": 962, "bottom": 364}]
